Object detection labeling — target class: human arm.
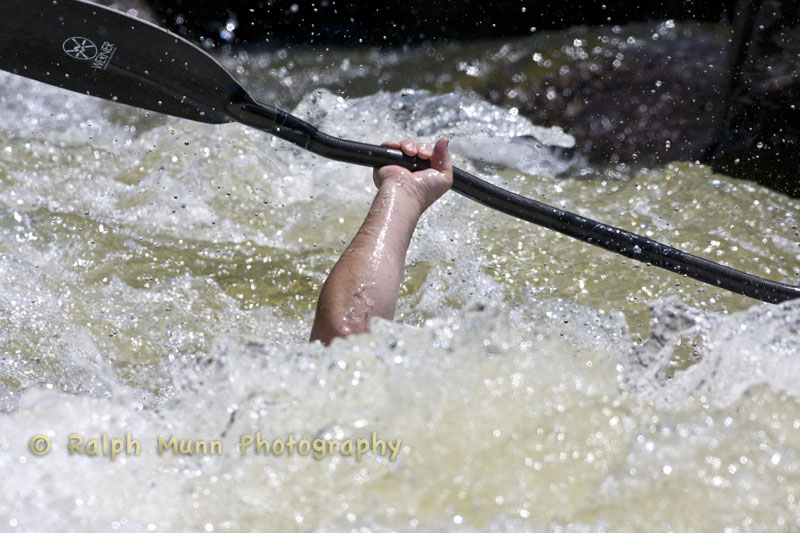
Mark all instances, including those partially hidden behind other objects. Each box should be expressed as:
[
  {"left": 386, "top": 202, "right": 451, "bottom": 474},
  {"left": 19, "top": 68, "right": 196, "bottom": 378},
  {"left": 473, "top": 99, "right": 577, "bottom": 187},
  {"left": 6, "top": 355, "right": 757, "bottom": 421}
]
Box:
[{"left": 309, "top": 137, "right": 453, "bottom": 345}]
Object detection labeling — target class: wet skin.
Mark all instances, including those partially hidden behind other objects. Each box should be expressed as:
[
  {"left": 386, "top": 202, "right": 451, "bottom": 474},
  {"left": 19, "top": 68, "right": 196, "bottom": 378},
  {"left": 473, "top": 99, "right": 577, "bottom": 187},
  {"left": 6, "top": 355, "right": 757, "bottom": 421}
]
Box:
[{"left": 310, "top": 137, "right": 453, "bottom": 345}]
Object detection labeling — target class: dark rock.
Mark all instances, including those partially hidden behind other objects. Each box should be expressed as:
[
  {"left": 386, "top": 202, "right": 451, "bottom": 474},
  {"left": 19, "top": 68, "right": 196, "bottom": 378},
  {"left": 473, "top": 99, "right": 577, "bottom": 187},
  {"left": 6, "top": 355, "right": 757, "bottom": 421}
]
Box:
[
  {"left": 482, "top": 6, "right": 799, "bottom": 197},
  {"left": 487, "top": 31, "right": 728, "bottom": 165},
  {"left": 704, "top": 0, "right": 800, "bottom": 196}
]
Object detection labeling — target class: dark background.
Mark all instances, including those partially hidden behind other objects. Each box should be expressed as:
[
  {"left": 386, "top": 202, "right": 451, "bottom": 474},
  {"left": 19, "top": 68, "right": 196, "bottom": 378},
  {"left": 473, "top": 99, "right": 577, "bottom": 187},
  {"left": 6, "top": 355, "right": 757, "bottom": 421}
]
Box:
[{"left": 145, "top": 0, "right": 738, "bottom": 45}]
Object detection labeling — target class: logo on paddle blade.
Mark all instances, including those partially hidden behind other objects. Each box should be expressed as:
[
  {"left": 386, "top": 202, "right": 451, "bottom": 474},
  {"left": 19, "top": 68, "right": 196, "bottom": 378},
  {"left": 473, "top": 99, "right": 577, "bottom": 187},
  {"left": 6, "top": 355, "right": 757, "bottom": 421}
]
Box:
[
  {"left": 62, "top": 37, "right": 98, "bottom": 60},
  {"left": 62, "top": 36, "right": 117, "bottom": 71}
]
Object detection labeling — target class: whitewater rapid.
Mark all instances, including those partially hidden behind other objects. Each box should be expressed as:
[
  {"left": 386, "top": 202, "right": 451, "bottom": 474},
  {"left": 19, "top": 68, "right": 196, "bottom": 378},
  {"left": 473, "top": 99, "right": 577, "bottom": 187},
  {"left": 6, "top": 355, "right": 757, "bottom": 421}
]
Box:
[{"left": 1, "top": 27, "right": 799, "bottom": 531}]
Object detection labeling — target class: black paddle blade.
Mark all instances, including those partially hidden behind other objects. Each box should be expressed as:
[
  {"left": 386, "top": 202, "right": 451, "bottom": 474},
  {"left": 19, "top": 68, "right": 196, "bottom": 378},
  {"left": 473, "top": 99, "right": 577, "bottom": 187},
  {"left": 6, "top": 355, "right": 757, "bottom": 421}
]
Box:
[{"left": 0, "top": 0, "right": 243, "bottom": 124}]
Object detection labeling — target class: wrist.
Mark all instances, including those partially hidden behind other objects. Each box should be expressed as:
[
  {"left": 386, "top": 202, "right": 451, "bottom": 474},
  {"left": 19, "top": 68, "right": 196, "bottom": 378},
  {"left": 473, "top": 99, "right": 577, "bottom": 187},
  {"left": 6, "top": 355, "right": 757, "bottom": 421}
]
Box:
[{"left": 376, "top": 178, "right": 427, "bottom": 216}]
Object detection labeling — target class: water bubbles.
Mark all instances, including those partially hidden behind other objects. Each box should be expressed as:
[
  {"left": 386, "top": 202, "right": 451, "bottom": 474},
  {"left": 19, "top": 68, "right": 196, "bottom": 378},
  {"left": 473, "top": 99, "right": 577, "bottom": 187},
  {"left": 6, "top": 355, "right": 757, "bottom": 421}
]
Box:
[
  {"left": 220, "top": 19, "right": 238, "bottom": 41},
  {"left": 456, "top": 60, "right": 482, "bottom": 77}
]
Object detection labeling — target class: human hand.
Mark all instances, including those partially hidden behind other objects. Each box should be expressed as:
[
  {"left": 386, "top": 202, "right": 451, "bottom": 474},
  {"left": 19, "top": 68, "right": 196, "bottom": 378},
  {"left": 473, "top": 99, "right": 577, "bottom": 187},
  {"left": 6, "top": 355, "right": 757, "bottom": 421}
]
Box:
[{"left": 372, "top": 137, "right": 453, "bottom": 212}]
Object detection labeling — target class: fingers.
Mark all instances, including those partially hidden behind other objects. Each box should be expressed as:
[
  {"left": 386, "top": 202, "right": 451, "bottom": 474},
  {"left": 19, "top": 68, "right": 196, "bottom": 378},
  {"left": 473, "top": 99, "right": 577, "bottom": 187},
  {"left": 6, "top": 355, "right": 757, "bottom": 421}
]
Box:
[
  {"left": 416, "top": 142, "right": 433, "bottom": 159},
  {"left": 379, "top": 139, "right": 415, "bottom": 155},
  {"left": 381, "top": 139, "right": 434, "bottom": 159},
  {"left": 400, "top": 139, "right": 416, "bottom": 156}
]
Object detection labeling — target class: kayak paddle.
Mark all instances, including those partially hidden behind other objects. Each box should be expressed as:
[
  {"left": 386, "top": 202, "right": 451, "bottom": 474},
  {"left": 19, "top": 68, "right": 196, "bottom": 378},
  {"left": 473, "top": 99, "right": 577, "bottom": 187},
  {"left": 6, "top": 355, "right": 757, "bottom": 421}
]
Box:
[{"left": 0, "top": 0, "right": 797, "bottom": 303}]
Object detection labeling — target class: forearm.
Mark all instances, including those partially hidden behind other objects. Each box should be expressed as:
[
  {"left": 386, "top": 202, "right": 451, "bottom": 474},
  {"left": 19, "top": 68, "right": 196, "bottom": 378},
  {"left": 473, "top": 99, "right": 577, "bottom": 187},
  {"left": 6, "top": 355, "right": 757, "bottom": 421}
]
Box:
[{"left": 310, "top": 182, "right": 422, "bottom": 345}]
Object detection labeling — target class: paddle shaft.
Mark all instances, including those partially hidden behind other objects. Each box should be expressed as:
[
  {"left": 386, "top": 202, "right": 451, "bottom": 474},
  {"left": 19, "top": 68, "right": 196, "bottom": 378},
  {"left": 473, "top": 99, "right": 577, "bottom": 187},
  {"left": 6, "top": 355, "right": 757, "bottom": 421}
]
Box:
[{"left": 230, "top": 96, "right": 800, "bottom": 304}]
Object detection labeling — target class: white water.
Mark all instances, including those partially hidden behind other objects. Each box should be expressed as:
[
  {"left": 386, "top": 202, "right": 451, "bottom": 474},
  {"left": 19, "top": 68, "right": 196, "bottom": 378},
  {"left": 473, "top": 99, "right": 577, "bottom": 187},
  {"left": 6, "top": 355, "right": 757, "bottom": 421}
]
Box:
[{"left": 1, "top": 44, "right": 799, "bottom": 532}]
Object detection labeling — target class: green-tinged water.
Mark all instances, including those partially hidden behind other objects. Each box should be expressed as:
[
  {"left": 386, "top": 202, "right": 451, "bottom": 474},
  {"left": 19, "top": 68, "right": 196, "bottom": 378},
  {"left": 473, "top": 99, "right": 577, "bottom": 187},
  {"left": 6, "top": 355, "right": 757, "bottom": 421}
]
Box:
[{"left": 1, "top": 21, "right": 799, "bottom": 532}]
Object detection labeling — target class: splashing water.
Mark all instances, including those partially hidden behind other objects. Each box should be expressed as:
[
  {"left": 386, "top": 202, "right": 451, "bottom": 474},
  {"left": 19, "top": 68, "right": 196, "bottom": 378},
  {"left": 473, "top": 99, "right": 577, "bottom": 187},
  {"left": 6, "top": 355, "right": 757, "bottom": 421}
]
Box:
[{"left": 1, "top": 25, "right": 799, "bottom": 532}]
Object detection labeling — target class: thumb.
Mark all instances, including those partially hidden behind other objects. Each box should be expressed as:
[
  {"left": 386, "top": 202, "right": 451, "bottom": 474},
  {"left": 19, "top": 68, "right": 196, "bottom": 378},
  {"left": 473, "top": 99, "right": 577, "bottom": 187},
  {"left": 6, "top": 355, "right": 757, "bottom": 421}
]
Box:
[{"left": 430, "top": 137, "right": 452, "bottom": 177}]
